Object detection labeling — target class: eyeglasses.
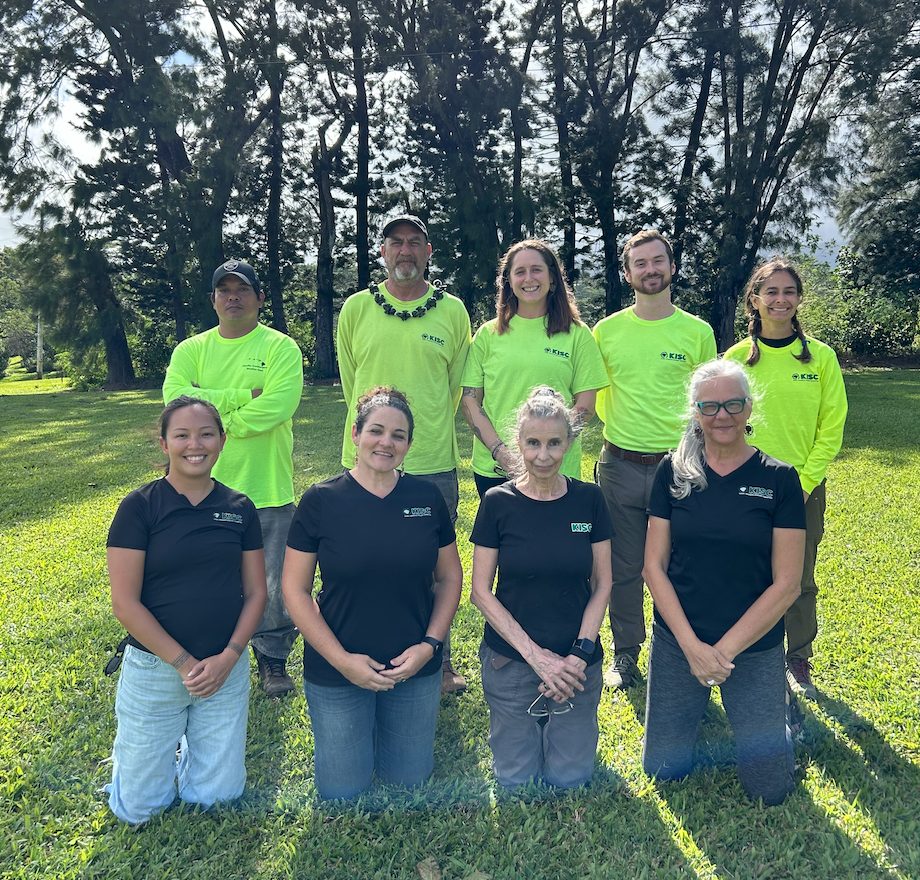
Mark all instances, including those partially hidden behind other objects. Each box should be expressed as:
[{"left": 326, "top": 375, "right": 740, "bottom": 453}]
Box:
[
  {"left": 695, "top": 398, "right": 748, "bottom": 416},
  {"left": 527, "top": 694, "right": 574, "bottom": 717}
]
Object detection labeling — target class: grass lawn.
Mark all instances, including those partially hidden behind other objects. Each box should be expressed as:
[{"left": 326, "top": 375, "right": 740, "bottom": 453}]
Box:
[{"left": 1, "top": 369, "right": 917, "bottom": 880}]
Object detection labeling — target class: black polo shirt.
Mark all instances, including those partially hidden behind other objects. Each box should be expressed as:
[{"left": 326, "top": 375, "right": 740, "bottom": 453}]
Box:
[
  {"left": 648, "top": 451, "right": 805, "bottom": 653},
  {"left": 107, "top": 478, "right": 262, "bottom": 659},
  {"left": 470, "top": 478, "right": 613, "bottom": 664},
  {"left": 287, "top": 472, "right": 456, "bottom": 686}
]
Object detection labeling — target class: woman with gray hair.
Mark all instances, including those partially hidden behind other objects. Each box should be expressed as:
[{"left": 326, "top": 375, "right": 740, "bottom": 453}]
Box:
[
  {"left": 470, "top": 386, "right": 612, "bottom": 789},
  {"left": 641, "top": 359, "right": 806, "bottom": 804}
]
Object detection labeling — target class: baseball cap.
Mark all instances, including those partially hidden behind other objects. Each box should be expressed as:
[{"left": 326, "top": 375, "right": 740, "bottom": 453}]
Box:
[
  {"left": 212, "top": 259, "right": 261, "bottom": 293},
  {"left": 381, "top": 214, "right": 428, "bottom": 240}
]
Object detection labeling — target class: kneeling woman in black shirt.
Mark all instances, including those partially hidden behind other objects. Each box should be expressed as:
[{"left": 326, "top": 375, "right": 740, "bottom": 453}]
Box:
[
  {"left": 106, "top": 397, "right": 267, "bottom": 824},
  {"left": 470, "top": 386, "right": 612, "bottom": 789},
  {"left": 282, "top": 387, "right": 462, "bottom": 800},
  {"left": 642, "top": 359, "right": 806, "bottom": 804}
]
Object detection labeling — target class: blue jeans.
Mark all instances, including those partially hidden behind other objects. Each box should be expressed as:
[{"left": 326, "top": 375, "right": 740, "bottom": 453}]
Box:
[
  {"left": 251, "top": 503, "right": 298, "bottom": 660},
  {"left": 642, "top": 625, "right": 795, "bottom": 805},
  {"left": 107, "top": 646, "right": 250, "bottom": 824},
  {"left": 303, "top": 671, "right": 441, "bottom": 800}
]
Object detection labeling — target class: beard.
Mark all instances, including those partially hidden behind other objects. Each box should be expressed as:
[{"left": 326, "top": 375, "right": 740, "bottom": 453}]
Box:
[
  {"left": 392, "top": 260, "right": 422, "bottom": 282},
  {"left": 633, "top": 273, "right": 670, "bottom": 295}
]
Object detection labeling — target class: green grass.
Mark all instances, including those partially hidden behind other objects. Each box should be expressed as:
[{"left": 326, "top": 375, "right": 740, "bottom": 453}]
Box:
[{"left": 1, "top": 370, "right": 918, "bottom": 880}]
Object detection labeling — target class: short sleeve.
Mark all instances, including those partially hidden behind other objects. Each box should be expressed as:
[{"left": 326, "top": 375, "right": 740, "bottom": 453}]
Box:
[
  {"left": 647, "top": 457, "right": 675, "bottom": 520},
  {"left": 590, "top": 484, "right": 614, "bottom": 542},
  {"left": 571, "top": 325, "right": 608, "bottom": 394},
  {"left": 286, "top": 486, "right": 321, "bottom": 552},
  {"left": 242, "top": 498, "right": 264, "bottom": 551},
  {"left": 460, "top": 322, "right": 489, "bottom": 388},
  {"left": 470, "top": 488, "right": 501, "bottom": 548},
  {"left": 433, "top": 487, "right": 457, "bottom": 548},
  {"left": 107, "top": 491, "right": 150, "bottom": 550},
  {"left": 772, "top": 464, "right": 806, "bottom": 530}
]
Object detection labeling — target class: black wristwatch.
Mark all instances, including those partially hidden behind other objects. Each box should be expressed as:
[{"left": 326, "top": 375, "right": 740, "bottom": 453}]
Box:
[
  {"left": 568, "top": 637, "right": 597, "bottom": 664},
  {"left": 421, "top": 636, "right": 444, "bottom": 658}
]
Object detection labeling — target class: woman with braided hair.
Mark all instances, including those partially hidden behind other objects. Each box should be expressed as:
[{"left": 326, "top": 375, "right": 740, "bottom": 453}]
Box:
[{"left": 724, "top": 258, "right": 847, "bottom": 701}]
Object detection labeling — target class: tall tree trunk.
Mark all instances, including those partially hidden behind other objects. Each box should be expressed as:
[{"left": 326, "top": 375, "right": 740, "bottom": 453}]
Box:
[
  {"left": 510, "top": 105, "right": 526, "bottom": 242},
  {"left": 349, "top": 0, "right": 372, "bottom": 290},
  {"left": 597, "top": 198, "right": 623, "bottom": 315},
  {"left": 552, "top": 0, "right": 576, "bottom": 280},
  {"left": 265, "top": 0, "right": 288, "bottom": 333},
  {"left": 312, "top": 121, "right": 352, "bottom": 380},
  {"left": 672, "top": 46, "right": 715, "bottom": 270},
  {"left": 159, "top": 169, "right": 187, "bottom": 341},
  {"left": 83, "top": 245, "right": 137, "bottom": 388}
]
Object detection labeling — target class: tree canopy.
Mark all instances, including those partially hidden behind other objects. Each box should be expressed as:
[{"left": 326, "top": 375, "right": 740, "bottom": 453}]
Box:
[{"left": 0, "top": 0, "right": 917, "bottom": 384}]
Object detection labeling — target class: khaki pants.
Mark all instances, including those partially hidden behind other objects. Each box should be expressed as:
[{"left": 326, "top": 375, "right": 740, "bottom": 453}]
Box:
[
  {"left": 786, "top": 480, "right": 826, "bottom": 660},
  {"left": 595, "top": 448, "right": 659, "bottom": 653}
]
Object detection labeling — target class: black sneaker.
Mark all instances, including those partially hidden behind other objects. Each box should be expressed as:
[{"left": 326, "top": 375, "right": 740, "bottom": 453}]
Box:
[
  {"left": 603, "top": 651, "right": 640, "bottom": 689},
  {"left": 253, "top": 646, "right": 295, "bottom": 698}
]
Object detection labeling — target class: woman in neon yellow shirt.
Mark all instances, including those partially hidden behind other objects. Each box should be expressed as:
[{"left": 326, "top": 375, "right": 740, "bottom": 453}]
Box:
[
  {"left": 724, "top": 258, "right": 848, "bottom": 701},
  {"left": 461, "top": 239, "right": 607, "bottom": 497}
]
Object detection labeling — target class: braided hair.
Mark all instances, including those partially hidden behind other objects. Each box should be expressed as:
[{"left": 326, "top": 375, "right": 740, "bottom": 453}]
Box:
[{"left": 742, "top": 257, "right": 812, "bottom": 366}]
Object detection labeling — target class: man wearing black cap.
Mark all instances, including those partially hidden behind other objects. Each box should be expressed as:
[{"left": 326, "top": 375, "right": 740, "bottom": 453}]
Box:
[
  {"left": 336, "top": 215, "right": 472, "bottom": 694},
  {"left": 164, "top": 259, "right": 304, "bottom": 697}
]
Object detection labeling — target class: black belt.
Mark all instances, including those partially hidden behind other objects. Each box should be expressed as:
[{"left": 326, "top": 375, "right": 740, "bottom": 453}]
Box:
[{"left": 603, "top": 440, "right": 667, "bottom": 466}]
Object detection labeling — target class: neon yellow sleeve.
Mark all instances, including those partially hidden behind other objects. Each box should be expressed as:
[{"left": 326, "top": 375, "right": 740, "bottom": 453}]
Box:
[
  {"left": 446, "top": 305, "right": 472, "bottom": 412},
  {"left": 336, "top": 295, "right": 357, "bottom": 405},
  {"left": 224, "top": 336, "right": 304, "bottom": 439},
  {"left": 163, "top": 336, "right": 250, "bottom": 415},
  {"left": 800, "top": 347, "right": 847, "bottom": 493}
]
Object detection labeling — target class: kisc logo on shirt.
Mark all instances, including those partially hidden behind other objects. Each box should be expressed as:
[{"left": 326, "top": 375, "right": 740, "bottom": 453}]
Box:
[
  {"left": 570, "top": 522, "right": 592, "bottom": 533},
  {"left": 544, "top": 347, "right": 571, "bottom": 359},
  {"left": 421, "top": 333, "right": 446, "bottom": 347},
  {"left": 659, "top": 351, "right": 687, "bottom": 362},
  {"left": 738, "top": 486, "right": 773, "bottom": 500},
  {"left": 213, "top": 512, "right": 244, "bottom": 523},
  {"left": 404, "top": 507, "right": 433, "bottom": 518},
  {"left": 792, "top": 372, "right": 820, "bottom": 382}
]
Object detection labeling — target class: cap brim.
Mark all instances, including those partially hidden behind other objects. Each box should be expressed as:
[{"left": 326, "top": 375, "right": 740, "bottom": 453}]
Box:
[{"left": 214, "top": 271, "right": 258, "bottom": 289}]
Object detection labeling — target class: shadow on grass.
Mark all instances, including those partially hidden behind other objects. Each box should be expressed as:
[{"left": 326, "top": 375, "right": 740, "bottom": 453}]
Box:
[
  {"left": 806, "top": 694, "right": 920, "bottom": 878},
  {"left": 274, "top": 772, "right": 699, "bottom": 879},
  {"left": 643, "top": 693, "right": 913, "bottom": 879}
]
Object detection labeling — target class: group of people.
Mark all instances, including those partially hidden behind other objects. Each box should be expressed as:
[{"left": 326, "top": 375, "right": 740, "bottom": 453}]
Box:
[{"left": 103, "top": 219, "right": 847, "bottom": 823}]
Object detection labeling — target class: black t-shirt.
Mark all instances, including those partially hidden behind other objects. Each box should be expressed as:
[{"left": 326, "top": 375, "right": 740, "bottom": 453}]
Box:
[
  {"left": 470, "top": 478, "right": 613, "bottom": 664},
  {"left": 107, "top": 478, "right": 263, "bottom": 659},
  {"left": 286, "top": 472, "right": 456, "bottom": 686},
  {"left": 647, "top": 451, "right": 806, "bottom": 653}
]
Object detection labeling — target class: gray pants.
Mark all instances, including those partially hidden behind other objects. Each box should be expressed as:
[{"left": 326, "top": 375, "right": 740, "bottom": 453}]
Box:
[
  {"left": 786, "top": 480, "right": 826, "bottom": 660},
  {"left": 596, "top": 449, "right": 659, "bottom": 653},
  {"left": 642, "top": 625, "right": 795, "bottom": 805},
  {"left": 251, "top": 503, "right": 298, "bottom": 661},
  {"left": 410, "top": 469, "right": 459, "bottom": 665},
  {"left": 480, "top": 643, "right": 602, "bottom": 788}
]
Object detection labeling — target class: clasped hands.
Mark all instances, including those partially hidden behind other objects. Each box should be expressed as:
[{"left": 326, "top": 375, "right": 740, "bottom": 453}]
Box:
[
  {"left": 684, "top": 638, "right": 735, "bottom": 688},
  {"left": 339, "top": 642, "right": 436, "bottom": 691},
  {"left": 532, "top": 647, "right": 586, "bottom": 703}
]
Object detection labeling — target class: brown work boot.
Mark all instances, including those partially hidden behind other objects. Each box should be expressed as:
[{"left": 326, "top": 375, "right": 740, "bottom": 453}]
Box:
[
  {"left": 440, "top": 660, "right": 467, "bottom": 696},
  {"left": 786, "top": 657, "right": 817, "bottom": 701},
  {"left": 253, "top": 646, "right": 295, "bottom": 698}
]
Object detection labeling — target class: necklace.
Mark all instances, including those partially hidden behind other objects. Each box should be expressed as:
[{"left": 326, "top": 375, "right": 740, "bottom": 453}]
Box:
[{"left": 373, "top": 282, "right": 444, "bottom": 321}]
